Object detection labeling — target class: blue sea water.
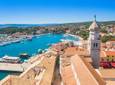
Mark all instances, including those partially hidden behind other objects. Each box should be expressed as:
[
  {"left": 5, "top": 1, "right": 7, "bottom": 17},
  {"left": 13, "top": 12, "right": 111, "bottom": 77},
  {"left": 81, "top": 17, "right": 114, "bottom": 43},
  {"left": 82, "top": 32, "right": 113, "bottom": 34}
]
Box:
[
  {"left": 0, "top": 33, "right": 79, "bottom": 80},
  {"left": 0, "top": 34, "right": 62, "bottom": 57}
]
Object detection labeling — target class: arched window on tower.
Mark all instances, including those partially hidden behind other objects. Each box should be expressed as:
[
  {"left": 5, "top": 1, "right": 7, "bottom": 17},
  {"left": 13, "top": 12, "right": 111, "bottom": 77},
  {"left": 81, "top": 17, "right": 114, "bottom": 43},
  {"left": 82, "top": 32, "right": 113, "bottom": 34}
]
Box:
[
  {"left": 93, "top": 43, "right": 95, "bottom": 47},
  {"left": 93, "top": 43, "right": 98, "bottom": 47},
  {"left": 95, "top": 43, "right": 98, "bottom": 47}
]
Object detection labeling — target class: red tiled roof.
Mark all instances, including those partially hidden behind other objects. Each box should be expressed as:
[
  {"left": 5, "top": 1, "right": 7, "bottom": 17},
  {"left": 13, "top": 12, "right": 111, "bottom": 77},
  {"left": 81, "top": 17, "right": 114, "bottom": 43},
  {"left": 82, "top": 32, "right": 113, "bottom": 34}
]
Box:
[
  {"left": 105, "top": 51, "right": 115, "bottom": 56},
  {"left": 111, "top": 62, "right": 115, "bottom": 67},
  {"left": 109, "top": 40, "right": 115, "bottom": 42}
]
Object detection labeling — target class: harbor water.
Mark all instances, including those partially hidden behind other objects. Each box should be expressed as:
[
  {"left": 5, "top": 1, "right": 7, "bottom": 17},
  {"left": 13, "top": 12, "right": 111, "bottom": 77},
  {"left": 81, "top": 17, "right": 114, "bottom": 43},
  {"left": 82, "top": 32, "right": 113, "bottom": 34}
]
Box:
[{"left": 0, "top": 33, "right": 79, "bottom": 80}]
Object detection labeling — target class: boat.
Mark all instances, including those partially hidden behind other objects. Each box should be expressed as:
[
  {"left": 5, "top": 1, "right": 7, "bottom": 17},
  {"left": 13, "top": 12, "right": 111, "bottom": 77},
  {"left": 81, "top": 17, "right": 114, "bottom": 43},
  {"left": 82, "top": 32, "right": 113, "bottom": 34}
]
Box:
[
  {"left": 24, "top": 59, "right": 28, "bottom": 63},
  {"left": 19, "top": 53, "right": 30, "bottom": 59},
  {"left": 47, "top": 43, "right": 51, "bottom": 46},
  {"left": 0, "top": 42, "right": 9, "bottom": 46},
  {"left": 0, "top": 55, "right": 21, "bottom": 63},
  {"left": 27, "top": 36, "right": 33, "bottom": 41},
  {"left": 12, "top": 39, "right": 21, "bottom": 43},
  {"left": 44, "top": 49, "right": 48, "bottom": 52},
  {"left": 42, "top": 49, "right": 47, "bottom": 53},
  {"left": 21, "top": 41, "right": 24, "bottom": 44},
  {"left": 37, "top": 49, "right": 42, "bottom": 54},
  {"left": 63, "top": 34, "right": 69, "bottom": 37},
  {"left": 32, "top": 53, "right": 36, "bottom": 56}
]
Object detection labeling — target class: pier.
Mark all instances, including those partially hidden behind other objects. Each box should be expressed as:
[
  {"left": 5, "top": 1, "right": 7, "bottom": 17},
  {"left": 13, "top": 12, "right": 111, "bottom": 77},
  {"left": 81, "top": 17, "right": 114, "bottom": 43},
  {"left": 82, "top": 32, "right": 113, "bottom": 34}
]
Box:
[{"left": 0, "top": 63, "right": 30, "bottom": 72}]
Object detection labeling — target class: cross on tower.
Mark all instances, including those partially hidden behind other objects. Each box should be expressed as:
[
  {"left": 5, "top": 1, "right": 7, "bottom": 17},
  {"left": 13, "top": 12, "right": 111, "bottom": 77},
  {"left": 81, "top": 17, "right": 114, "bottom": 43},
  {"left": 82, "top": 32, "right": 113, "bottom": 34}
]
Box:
[{"left": 94, "top": 15, "right": 96, "bottom": 21}]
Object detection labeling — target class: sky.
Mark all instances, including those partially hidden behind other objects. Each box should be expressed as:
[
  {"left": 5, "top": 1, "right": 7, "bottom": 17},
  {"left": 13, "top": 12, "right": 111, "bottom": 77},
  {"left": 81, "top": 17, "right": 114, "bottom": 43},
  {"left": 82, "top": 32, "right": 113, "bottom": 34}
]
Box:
[{"left": 0, "top": 0, "right": 115, "bottom": 24}]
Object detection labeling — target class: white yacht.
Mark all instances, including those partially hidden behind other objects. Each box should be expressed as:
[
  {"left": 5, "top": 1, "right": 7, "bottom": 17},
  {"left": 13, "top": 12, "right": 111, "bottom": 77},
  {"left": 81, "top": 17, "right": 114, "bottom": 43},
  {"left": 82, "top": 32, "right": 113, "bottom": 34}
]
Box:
[{"left": 0, "top": 55, "right": 20, "bottom": 63}]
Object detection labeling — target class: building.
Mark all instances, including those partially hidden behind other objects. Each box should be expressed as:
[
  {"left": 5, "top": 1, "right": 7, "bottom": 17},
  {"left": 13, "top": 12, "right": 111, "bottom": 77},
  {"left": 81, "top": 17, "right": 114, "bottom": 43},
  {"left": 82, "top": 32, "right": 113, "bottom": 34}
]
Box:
[
  {"left": 88, "top": 16, "right": 100, "bottom": 68},
  {"left": 60, "top": 46, "right": 105, "bottom": 85}
]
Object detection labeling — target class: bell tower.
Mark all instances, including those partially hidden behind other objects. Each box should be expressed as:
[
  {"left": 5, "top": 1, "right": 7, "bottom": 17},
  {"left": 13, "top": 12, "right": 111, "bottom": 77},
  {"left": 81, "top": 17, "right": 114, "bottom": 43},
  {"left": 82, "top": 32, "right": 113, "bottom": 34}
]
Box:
[{"left": 88, "top": 16, "right": 100, "bottom": 69}]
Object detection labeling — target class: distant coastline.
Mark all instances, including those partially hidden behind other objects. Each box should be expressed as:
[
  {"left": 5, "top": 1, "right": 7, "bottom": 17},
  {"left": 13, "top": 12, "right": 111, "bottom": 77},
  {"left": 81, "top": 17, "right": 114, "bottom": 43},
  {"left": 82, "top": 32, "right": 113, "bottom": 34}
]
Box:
[
  {"left": 0, "top": 21, "right": 115, "bottom": 28},
  {"left": 0, "top": 24, "right": 60, "bottom": 28}
]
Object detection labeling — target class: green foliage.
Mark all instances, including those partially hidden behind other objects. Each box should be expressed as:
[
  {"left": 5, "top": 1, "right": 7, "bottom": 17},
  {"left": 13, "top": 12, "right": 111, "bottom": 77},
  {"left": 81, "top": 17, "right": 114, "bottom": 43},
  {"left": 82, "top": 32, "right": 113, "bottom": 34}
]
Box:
[
  {"left": 78, "top": 30, "right": 89, "bottom": 40},
  {"left": 101, "top": 35, "right": 115, "bottom": 43},
  {"left": 0, "top": 21, "right": 115, "bottom": 41},
  {"left": 100, "top": 28, "right": 107, "bottom": 33},
  {"left": 0, "top": 27, "right": 46, "bottom": 34}
]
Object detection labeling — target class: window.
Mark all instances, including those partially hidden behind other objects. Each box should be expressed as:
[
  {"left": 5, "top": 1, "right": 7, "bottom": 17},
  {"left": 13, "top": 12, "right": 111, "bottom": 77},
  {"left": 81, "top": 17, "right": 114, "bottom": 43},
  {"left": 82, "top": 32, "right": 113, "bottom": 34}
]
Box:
[
  {"left": 95, "top": 43, "right": 98, "bottom": 47},
  {"left": 93, "top": 43, "right": 98, "bottom": 47},
  {"left": 93, "top": 43, "right": 95, "bottom": 47}
]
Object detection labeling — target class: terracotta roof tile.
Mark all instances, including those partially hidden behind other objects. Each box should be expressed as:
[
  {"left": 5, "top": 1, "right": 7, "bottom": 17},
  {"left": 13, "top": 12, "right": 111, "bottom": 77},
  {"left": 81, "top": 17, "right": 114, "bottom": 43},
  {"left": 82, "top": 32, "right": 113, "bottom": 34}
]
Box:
[{"left": 105, "top": 51, "right": 115, "bottom": 56}]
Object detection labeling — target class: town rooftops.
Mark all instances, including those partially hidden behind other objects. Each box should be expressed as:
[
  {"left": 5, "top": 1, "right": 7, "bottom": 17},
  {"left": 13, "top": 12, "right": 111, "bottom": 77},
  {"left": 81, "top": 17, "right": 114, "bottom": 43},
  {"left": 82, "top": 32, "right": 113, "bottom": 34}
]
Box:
[
  {"left": 105, "top": 51, "right": 115, "bottom": 56},
  {"left": 63, "top": 47, "right": 78, "bottom": 56},
  {"left": 61, "top": 65, "right": 76, "bottom": 85},
  {"left": 0, "top": 51, "right": 57, "bottom": 85},
  {"left": 71, "top": 55, "right": 106, "bottom": 85},
  {"left": 99, "top": 69, "right": 115, "bottom": 85},
  {"left": 60, "top": 46, "right": 105, "bottom": 85},
  {"left": 60, "top": 47, "right": 77, "bottom": 85}
]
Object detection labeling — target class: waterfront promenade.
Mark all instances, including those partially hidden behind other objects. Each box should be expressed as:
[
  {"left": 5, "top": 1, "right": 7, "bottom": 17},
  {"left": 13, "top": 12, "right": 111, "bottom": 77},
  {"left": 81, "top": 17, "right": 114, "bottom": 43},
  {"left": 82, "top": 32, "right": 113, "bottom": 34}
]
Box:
[{"left": 0, "top": 62, "right": 31, "bottom": 72}]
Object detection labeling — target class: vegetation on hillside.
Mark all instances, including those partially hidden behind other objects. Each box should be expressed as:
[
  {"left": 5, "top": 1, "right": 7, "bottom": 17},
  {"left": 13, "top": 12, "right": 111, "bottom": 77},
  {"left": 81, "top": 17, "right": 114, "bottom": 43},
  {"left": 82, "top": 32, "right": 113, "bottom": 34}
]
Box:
[{"left": 0, "top": 21, "right": 115, "bottom": 42}]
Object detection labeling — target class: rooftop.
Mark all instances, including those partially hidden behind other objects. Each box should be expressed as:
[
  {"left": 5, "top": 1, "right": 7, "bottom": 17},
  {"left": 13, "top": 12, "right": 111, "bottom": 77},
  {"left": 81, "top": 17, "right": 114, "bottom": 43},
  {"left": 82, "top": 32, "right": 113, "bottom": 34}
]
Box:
[
  {"left": 99, "top": 69, "right": 115, "bottom": 85},
  {"left": 60, "top": 47, "right": 77, "bottom": 85},
  {"left": 71, "top": 55, "right": 105, "bottom": 85},
  {"left": 60, "top": 46, "right": 105, "bottom": 85},
  {"left": 105, "top": 51, "right": 115, "bottom": 56},
  {"left": 0, "top": 51, "right": 57, "bottom": 85}
]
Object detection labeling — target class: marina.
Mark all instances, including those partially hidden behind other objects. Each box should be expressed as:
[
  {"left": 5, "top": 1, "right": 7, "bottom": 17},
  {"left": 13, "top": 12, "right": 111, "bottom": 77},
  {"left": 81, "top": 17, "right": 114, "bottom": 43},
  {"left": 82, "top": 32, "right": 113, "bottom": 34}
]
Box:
[
  {"left": 0, "top": 34, "right": 63, "bottom": 57},
  {"left": 0, "top": 33, "right": 79, "bottom": 80}
]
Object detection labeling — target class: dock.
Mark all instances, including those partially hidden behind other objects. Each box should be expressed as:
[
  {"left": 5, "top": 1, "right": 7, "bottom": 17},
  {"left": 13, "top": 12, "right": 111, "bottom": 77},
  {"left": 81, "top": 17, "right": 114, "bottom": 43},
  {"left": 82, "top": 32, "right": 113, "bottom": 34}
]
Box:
[{"left": 0, "top": 63, "right": 31, "bottom": 72}]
